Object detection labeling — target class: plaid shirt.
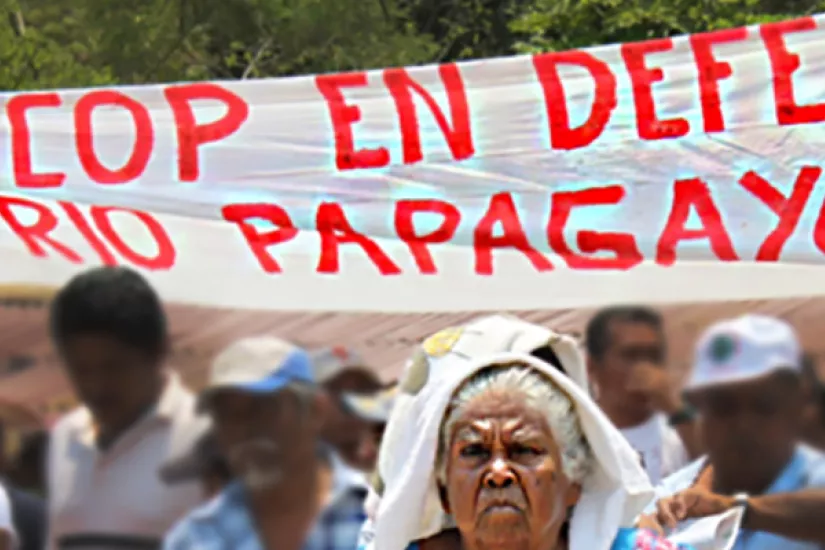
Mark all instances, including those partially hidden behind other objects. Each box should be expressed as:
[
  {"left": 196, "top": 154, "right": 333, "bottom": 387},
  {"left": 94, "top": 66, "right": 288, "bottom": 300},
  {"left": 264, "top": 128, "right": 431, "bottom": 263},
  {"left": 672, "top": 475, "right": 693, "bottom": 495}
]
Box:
[{"left": 163, "top": 458, "right": 367, "bottom": 550}]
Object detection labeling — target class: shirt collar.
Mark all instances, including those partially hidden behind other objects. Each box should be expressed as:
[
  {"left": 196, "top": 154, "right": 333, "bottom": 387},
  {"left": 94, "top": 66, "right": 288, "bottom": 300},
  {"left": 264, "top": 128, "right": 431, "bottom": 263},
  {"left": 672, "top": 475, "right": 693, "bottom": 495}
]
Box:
[{"left": 155, "top": 371, "right": 188, "bottom": 420}]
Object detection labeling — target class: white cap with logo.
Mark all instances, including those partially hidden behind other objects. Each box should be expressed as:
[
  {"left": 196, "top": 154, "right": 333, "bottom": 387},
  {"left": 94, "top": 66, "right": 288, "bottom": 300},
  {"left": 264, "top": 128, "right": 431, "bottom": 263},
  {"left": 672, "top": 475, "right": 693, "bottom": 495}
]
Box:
[{"left": 687, "top": 314, "right": 802, "bottom": 391}]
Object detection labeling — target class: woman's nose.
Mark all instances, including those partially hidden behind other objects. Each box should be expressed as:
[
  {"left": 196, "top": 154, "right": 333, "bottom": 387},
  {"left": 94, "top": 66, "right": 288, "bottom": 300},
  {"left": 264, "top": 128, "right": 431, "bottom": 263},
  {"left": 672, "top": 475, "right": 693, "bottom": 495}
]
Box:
[{"left": 484, "top": 458, "right": 516, "bottom": 489}]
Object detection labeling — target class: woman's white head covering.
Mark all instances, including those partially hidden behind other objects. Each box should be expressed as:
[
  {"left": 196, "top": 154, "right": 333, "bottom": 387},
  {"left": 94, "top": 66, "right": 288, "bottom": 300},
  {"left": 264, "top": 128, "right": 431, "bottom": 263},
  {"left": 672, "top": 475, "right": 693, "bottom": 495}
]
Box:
[
  {"left": 367, "top": 349, "right": 653, "bottom": 550},
  {"left": 363, "top": 314, "right": 589, "bottom": 522},
  {"left": 401, "top": 313, "right": 589, "bottom": 395}
]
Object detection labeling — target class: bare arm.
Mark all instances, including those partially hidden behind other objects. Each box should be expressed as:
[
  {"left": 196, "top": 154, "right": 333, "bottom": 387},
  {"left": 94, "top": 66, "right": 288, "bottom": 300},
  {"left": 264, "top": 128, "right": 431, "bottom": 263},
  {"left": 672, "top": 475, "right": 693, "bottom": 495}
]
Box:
[
  {"left": 655, "top": 487, "right": 825, "bottom": 544},
  {"left": 741, "top": 489, "right": 825, "bottom": 544}
]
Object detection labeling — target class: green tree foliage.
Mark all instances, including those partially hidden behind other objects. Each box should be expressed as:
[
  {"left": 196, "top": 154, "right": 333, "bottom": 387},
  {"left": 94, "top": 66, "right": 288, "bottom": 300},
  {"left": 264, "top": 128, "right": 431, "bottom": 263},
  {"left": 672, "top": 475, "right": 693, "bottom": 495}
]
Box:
[
  {"left": 509, "top": 0, "right": 825, "bottom": 54},
  {"left": 0, "top": 0, "right": 820, "bottom": 90}
]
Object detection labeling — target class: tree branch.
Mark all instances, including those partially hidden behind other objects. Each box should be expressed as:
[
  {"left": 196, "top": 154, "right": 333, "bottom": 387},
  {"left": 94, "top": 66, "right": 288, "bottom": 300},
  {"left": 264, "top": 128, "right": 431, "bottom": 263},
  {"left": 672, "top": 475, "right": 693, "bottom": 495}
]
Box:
[{"left": 242, "top": 38, "right": 272, "bottom": 79}]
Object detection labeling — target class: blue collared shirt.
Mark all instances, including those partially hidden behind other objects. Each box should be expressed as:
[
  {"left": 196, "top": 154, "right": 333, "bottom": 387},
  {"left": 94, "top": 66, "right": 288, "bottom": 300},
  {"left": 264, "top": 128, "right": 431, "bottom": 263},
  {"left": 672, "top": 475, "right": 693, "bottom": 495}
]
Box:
[
  {"left": 651, "top": 445, "right": 825, "bottom": 550},
  {"left": 163, "top": 456, "right": 367, "bottom": 550}
]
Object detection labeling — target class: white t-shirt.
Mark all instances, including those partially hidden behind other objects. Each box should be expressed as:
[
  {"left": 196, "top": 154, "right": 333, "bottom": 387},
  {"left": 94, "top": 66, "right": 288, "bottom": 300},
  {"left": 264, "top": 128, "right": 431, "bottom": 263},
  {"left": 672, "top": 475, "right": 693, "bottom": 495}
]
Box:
[
  {"left": 620, "top": 414, "right": 688, "bottom": 485},
  {"left": 47, "top": 373, "right": 206, "bottom": 550}
]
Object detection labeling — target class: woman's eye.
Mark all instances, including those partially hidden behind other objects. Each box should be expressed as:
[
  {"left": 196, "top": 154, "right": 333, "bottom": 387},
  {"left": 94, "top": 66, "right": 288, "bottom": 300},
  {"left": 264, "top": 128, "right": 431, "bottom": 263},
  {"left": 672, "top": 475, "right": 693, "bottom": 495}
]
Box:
[
  {"left": 460, "top": 444, "right": 488, "bottom": 458},
  {"left": 512, "top": 444, "right": 541, "bottom": 456}
]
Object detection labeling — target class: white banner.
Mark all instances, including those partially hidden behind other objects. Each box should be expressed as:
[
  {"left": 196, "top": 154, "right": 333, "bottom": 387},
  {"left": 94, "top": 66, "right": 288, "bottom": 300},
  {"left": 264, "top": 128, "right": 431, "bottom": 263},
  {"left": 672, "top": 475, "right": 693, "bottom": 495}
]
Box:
[{"left": 2, "top": 16, "right": 825, "bottom": 311}]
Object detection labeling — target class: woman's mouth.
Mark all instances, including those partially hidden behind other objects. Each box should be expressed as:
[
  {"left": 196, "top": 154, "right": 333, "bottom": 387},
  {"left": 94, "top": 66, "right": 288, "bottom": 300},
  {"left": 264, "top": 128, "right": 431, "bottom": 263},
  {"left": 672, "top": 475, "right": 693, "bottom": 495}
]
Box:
[{"left": 480, "top": 495, "right": 526, "bottom": 514}]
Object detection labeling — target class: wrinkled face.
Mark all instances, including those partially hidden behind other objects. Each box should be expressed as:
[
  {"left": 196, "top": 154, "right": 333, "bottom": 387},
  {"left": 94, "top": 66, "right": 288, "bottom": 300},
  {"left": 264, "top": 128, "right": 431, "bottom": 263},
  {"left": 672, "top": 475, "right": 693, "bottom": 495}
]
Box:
[
  {"left": 210, "top": 389, "right": 319, "bottom": 491},
  {"left": 60, "top": 334, "right": 162, "bottom": 434},
  {"left": 441, "top": 393, "right": 580, "bottom": 550},
  {"left": 691, "top": 372, "right": 801, "bottom": 489}
]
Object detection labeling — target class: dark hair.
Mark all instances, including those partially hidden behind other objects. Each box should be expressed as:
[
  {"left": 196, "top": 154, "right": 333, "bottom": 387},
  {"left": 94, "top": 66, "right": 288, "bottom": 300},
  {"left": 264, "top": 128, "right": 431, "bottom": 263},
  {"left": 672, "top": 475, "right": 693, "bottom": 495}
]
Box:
[
  {"left": 49, "top": 266, "right": 168, "bottom": 358},
  {"left": 206, "top": 456, "right": 232, "bottom": 482},
  {"left": 530, "top": 344, "right": 567, "bottom": 376},
  {"left": 585, "top": 306, "right": 663, "bottom": 359}
]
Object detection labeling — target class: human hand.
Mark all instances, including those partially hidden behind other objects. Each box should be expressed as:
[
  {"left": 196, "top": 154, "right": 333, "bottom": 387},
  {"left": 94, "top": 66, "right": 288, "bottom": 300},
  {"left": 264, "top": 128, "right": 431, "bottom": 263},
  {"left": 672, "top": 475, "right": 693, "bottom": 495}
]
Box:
[
  {"left": 636, "top": 513, "right": 665, "bottom": 535},
  {"left": 625, "top": 363, "right": 681, "bottom": 414},
  {"left": 655, "top": 488, "right": 735, "bottom": 529}
]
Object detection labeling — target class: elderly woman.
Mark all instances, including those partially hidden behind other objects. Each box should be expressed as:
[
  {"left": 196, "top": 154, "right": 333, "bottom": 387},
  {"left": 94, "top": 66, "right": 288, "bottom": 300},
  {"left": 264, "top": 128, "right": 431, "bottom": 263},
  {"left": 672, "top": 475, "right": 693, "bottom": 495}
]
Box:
[
  {"left": 361, "top": 314, "right": 589, "bottom": 525},
  {"left": 436, "top": 363, "right": 588, "bottom": 550},
  {"left": 364, "top": 345, "right": 701, "bottom": 550}
]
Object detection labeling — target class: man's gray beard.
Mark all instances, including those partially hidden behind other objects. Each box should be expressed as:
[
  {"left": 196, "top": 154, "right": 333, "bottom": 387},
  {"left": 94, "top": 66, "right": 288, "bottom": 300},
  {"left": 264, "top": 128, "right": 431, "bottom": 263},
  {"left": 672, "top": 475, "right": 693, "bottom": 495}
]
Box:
[
  {"left": 228, "top": 438, "right": 283, "bottom": 491},
  {"left": 242, "top": 466, "right": 283, "bottom": 491}
]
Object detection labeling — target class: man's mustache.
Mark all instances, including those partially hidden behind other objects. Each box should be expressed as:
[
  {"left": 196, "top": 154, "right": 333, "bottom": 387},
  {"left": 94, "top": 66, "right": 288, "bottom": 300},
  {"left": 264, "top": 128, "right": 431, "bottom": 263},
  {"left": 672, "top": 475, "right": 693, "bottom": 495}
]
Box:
[
  {"left": 227, "top": 438, "right": 281, "bottom": 462},
  {"left": 477, "top": 486, "right": 528, "bottom": 511}
]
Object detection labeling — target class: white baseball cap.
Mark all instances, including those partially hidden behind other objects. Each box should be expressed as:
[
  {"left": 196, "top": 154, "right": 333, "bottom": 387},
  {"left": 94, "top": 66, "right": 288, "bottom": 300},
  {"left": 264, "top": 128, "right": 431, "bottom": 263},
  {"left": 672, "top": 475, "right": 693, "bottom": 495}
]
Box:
[
  {"left": 687, "top": 314, "right": 802, "bottom": 391},
  {"left": 198, "top": 337, "right": 314, "bottom": 410}
]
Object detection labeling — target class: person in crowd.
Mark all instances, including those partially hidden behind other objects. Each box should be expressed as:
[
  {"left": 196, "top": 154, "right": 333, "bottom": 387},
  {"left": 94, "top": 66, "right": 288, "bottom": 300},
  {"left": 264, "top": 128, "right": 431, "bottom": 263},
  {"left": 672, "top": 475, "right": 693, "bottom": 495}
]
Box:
[
  {"left": 159, "top": 428, "right": 232, "bottom": 500},
  {"left": 359, "top": 316, "right": 648, "bottom": 550},
  {"left": 800, "top": 354, "right": 825, "bottom": 449},
  {"left": 585, "top": 306, "right": 699, "bottom": 484},
  {"left": 649, "top": 314, "right": 825, "bottom": 549},
  {"left": 341, "top": 385, "right": 399, "bottom": 472},
  {"left": 4, "top": 431, "right": 47, "bottom": 550},
  {"left": 365, "top": 347, "right": 699, "bottom": 550},
  {"left": 46, "top": 266, "right": 206, "bottom": 550},
  {"left": 3, "top": 483, "right": 44, "bottom": 550},
  {"left": 164, "top": 336, "right": 367, "bottom": 550},
  {"left": 8, "top": 431, "right": 47, "bottom": 496},
  {"left": 311, "top": 347, "right": 385, "bottom": 470},
  {"left": 0, "top": 483, "right": 18, "bottom": 550},
  {"left": 359, "top": 314, "right": 590, "bottom": 543},
  {"left": 4, "top": 481, "right": 45, "bottom": 550}
]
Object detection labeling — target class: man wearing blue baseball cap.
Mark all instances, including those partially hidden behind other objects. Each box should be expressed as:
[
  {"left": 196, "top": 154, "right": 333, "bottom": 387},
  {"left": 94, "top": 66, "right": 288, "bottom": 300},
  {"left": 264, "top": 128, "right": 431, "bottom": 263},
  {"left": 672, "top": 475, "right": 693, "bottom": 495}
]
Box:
[
  {"left": 164, "top": 337, "right": 367, "bottom": 550},
  {"left": 647, "top": 315, "right": 825, "bottom": 550}
]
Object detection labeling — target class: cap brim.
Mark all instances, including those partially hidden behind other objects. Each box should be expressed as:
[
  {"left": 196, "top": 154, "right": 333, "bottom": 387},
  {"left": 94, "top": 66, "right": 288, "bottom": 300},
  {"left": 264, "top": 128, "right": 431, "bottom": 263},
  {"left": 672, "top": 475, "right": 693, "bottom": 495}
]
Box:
[
  {"left": 343, "top": 385, "right": 399, "bottom": 423},
  {"left": 342, "top": 395, "right": 389, "bottom": 423},
  {"left": 686, "top": 359, "right": 801, "bottom": 392},
  {"left": 198, "top": 372, "right": 310, "bottom": 411}
]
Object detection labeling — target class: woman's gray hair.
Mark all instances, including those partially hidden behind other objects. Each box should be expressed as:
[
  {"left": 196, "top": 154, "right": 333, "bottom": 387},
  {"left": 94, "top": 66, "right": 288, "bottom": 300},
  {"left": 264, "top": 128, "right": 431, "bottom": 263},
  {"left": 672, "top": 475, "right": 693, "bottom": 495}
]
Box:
[{"left": 437, "top": 365, "right": 593, "bottom": 484}]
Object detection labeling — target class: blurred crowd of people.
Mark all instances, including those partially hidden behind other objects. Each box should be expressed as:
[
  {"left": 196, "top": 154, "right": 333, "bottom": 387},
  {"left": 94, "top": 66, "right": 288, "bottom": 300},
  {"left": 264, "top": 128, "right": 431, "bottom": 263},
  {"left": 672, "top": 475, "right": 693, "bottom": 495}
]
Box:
[{"left": 0, "top": 265, "right": 823, "bottom": 550}]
